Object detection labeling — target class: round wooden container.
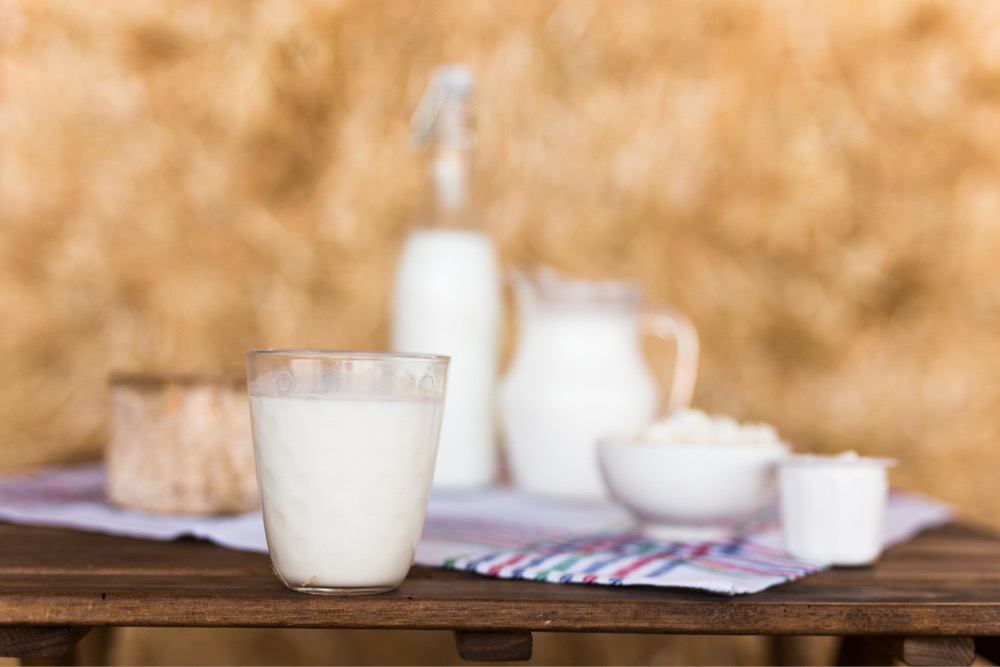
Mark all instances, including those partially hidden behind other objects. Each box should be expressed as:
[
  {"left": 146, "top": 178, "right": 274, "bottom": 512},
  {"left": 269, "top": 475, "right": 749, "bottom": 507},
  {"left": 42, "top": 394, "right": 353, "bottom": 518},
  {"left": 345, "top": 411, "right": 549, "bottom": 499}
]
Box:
[{"left": 106, "top": 374, "right": 259, "bottom": 514}]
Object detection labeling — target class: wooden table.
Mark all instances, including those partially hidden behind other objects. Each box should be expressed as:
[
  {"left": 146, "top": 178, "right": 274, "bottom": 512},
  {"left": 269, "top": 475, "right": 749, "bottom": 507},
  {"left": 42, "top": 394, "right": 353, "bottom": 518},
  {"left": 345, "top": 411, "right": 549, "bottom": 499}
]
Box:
[{"left": 1, "top": 521, "right": 999, "bottom": 666}]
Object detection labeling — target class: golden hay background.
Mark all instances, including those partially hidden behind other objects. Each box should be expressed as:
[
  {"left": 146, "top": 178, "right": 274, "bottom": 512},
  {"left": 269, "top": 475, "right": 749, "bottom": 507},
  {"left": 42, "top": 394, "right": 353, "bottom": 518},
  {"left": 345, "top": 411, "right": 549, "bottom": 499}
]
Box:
[{"left": 2, "top": 0, "right": 1000, "bottom": 664}]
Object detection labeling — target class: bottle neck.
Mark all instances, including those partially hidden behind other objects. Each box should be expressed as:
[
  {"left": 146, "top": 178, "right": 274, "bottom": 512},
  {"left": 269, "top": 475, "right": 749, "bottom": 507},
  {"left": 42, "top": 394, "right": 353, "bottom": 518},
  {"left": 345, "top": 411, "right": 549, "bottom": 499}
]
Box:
[
  {"left": 414, "top": 85, "right": 477, "bottom": 229},
  {"left": 426, "top": 142, "right": 475, "bottom": 228}
]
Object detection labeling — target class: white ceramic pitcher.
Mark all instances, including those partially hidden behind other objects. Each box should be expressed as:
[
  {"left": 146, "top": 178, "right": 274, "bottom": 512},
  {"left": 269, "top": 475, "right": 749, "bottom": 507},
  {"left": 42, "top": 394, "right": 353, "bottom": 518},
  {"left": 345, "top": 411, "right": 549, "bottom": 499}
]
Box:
[{"left": 499, "top": 267, "right": 699, "bottom": 500}]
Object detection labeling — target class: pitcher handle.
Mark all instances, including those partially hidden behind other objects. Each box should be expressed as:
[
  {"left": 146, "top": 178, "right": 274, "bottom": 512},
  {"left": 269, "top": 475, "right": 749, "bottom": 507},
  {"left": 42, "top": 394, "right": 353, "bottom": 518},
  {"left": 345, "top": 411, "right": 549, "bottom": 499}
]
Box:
[{"left": 641, "top": 305, "right": 699, "bottom": 413}]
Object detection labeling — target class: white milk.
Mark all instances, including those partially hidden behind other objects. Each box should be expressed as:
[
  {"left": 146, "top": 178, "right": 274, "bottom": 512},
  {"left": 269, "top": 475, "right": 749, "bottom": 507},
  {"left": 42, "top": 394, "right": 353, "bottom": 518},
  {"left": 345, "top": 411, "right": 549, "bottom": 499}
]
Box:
[
  {"left": 249, "top": 395, "right": 444, "bottom": 591},
  {"left": 391, "top": 228, "right": 500, "bottom": 489}
]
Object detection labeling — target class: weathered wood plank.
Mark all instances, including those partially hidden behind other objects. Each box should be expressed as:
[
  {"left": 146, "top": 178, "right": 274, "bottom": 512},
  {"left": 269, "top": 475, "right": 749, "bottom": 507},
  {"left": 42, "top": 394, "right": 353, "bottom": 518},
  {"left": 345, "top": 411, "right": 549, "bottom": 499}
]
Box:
[
  {"left": 3, "top": 585, "right": 1000, "bottom": 636},
  {"left": 1, "top": 522, "right": 1000, "bottom": 639}
]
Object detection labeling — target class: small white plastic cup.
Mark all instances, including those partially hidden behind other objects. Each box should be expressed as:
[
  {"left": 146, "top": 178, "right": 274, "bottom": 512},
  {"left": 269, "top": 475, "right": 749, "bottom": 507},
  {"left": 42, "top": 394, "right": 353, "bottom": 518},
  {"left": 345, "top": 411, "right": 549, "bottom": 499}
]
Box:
[{"left": 779, "top": 452, "right": 896, "bottom": 566}]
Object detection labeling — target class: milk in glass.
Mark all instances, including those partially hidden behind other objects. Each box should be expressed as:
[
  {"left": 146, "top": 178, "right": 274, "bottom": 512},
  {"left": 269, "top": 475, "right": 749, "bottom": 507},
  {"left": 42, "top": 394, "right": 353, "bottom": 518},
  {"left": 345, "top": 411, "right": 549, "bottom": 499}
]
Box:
[{"left": 249, "top": 395, "right": 444, "bottom": 591}]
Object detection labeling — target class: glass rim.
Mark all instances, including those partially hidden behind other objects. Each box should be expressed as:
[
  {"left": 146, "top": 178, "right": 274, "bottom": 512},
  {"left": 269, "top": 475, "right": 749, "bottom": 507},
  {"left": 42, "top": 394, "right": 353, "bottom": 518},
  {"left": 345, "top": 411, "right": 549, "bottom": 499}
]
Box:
[{"left": 245, "top": 349, "right": 450, "bottom": 363}]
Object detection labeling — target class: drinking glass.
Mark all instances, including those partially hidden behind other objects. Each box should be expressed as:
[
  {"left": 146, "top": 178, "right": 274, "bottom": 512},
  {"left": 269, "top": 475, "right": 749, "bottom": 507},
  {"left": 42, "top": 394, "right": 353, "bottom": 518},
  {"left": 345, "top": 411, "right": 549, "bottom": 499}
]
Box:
[{"left": 246, "top": 350, "right": 449, "bottom": 595}]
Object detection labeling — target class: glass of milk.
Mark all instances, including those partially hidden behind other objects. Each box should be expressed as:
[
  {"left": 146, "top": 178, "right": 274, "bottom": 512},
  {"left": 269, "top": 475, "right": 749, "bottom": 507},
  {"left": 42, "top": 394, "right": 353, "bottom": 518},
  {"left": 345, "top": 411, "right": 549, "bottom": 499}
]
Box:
[{"left": 245, "top": 350, "right": 449, "bottom": 595}]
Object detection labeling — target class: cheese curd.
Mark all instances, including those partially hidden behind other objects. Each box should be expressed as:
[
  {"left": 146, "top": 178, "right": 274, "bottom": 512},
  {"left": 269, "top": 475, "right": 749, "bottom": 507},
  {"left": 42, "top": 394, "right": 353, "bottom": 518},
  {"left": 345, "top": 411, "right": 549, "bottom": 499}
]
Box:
[{"left": 638, "top": 409, "right": 784, "bottom": 448}]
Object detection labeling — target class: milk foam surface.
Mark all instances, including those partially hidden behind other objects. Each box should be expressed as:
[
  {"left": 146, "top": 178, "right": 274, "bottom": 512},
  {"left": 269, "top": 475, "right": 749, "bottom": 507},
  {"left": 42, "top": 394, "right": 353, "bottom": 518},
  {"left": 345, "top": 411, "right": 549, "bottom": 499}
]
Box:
[{"left": 249, "top": 395, "right": 444, "bottom": 590}]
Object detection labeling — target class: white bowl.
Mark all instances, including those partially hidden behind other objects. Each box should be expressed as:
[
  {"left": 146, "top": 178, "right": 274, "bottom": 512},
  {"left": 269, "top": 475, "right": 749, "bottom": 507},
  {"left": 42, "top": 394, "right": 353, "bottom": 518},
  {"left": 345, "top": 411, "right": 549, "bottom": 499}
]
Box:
[{"left": 598, "top": 439, "right": 789, "bottom": 540}]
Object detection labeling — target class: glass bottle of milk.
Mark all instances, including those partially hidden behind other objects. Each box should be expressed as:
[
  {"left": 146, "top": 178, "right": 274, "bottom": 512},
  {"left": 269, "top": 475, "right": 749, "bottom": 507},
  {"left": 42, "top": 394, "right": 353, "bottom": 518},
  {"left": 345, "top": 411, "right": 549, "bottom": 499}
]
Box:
[{"left": 391, "top": 65, "right": 500, "bottom": 489}]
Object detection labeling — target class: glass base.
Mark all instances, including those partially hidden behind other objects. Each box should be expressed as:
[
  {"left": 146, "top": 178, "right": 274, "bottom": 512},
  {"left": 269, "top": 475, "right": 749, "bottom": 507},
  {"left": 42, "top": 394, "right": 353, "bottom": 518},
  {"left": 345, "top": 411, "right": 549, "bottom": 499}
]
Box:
[
  {"left": 274, "top": 569, "right": 401, "bottom": 596},
  {"left": 284, "top": 583, "right": 399, "bottom": 596}
]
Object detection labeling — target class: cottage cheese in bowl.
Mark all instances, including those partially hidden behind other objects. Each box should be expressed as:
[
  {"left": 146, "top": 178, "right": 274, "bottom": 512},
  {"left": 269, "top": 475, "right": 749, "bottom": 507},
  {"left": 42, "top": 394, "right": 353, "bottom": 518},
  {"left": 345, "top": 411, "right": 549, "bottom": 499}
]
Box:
[
  {"left": 598, "top": 410, "right": 790, "bottom": 540},
  {"left": 638, "top": 409, "right": 786, "bottom": 448}
]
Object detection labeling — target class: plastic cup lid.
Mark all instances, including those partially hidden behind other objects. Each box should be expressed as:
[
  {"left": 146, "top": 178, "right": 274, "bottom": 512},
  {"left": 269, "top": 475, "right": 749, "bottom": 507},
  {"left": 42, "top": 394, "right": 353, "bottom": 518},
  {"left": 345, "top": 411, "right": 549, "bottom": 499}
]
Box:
[{"left": 781, "top": 451, "right": 897, "bottom": 468}]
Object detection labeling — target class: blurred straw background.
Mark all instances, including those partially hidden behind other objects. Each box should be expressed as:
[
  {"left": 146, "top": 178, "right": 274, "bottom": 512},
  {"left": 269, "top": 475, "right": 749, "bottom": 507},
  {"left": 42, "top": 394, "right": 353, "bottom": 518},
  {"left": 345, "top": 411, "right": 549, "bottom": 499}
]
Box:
[{"left": 2, "top": 0, "right": 999, "bottom": 664}]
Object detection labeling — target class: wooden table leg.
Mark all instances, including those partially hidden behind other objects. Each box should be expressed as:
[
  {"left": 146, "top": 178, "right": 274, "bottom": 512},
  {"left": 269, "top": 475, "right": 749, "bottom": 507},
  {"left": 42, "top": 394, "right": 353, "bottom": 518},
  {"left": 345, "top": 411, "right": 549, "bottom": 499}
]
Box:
[
  {"left": 0, "top": 626, "right": 91, "bottom": 659},
  {"left": 770, "top": 636, "right": 815, "bottom": 666},
  {"left": 454, "top": 631, "right": 532, "bottom": 662},
  {"left": 837, "top": 637, "right": 893, "bottom": 666},
  {"left": 838, "top": 636, "right": 975, "bottom": 667},
  {"left": 975, "top": 637, "right": 1000, "bottom": 665}
]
